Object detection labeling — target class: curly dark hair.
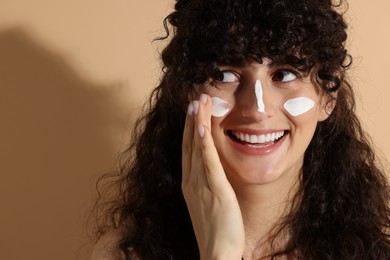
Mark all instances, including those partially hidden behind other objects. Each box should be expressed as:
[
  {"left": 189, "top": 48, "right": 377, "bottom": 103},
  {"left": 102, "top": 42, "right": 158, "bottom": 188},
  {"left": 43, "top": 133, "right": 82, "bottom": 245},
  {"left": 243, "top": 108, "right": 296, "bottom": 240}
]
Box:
[{"left": 93, "top": 0, "right": 390, "bottom": 259}]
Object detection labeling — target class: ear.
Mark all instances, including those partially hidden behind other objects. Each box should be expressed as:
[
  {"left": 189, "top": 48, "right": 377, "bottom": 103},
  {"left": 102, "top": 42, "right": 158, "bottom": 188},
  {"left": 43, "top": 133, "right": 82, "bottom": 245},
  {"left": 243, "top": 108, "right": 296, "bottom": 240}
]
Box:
[{"left": 318, "top": 91, "right": 337, "bottom": 122}]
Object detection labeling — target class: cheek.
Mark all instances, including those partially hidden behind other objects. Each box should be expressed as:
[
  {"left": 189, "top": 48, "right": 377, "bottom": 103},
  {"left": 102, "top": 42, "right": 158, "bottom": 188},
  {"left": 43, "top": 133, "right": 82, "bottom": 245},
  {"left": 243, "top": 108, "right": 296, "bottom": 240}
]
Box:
[
  {"left": 206, "top": 85, "right": 237, "bottom": 118},
  {"left": 211, "top": 97, "right": 231, "bottom": 117},
  {"left": 283, "top": 97, "right": 316, "bottom": 117}
]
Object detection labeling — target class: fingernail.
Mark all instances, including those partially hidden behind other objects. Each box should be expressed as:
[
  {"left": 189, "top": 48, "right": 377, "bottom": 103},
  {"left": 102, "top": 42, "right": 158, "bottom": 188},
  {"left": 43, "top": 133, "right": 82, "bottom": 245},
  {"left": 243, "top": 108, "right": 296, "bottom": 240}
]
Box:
[
  {"left": 193, "top": 101, "right": 199, "bottom": 115},
  {"left": 200, "top": 94, "right": 207, "bottom": 105},
  {"left": 187, "top": 102, "right": 194, "bottom": 115},
  {"left": 198, "top": 124, "right": 205, "bottom": 138}
]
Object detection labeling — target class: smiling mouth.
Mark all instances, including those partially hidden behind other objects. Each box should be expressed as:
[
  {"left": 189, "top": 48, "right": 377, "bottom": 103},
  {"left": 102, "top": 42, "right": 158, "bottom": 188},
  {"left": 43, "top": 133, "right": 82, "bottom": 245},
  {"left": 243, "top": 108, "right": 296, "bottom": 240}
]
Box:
[{"left": 227, "top": 130, "right": 288, "bottom": 148}]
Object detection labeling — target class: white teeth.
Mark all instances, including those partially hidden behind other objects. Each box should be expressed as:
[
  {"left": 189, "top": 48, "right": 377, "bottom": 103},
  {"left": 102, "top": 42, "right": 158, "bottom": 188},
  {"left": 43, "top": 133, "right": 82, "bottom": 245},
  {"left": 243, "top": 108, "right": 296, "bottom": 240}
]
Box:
[
  {"left": 259, "top": 134, "right": 266, "bottom": 143},
  {"left": 250, "top": 135, "right": 257, "bottom": 143},
  {"left": 232, "top": 131, "right": 285, "bottom": 144}
]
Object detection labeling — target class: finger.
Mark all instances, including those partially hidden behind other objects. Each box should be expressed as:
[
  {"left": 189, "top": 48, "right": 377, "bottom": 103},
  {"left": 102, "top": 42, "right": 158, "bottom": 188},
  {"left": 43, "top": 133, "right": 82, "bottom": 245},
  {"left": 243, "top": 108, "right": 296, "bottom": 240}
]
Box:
[
  {"left": 199, "top": 93, "right": 212, "bottom": 129},
  {"left": 195, "top": 95, "right": 231, "bottom": 192},
  {"left": 182, "top": 102, "right": 195, "bottom": 185},
  {"left": 190, "top": 100, "right": 208, "bottom": 186},
  {"left": 194, "top": 94, "right": 211, "bottom": 138},
  {"left": 198, "top": 123, "right": 231, "bottom": 193}
]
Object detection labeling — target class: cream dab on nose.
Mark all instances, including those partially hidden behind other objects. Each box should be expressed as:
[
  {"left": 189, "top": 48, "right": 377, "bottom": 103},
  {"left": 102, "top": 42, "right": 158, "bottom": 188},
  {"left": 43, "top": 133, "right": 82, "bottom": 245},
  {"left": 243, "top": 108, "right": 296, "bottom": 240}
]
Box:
[
  {"left": 211, "top": 97, "right": 231, "bottom": 117},
  {"left": 255, "top": 80, "right": 265, "bottom": 113},
  {"left": 283, "top": 97, "right": 315, "bottom": 116}
]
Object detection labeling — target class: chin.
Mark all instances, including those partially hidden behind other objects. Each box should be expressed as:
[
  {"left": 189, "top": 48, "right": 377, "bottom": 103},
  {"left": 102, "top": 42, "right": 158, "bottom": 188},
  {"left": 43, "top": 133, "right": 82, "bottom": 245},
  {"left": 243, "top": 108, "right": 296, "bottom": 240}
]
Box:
[{"left": 225, "top": 165, "right": 287, "bottom": 186}]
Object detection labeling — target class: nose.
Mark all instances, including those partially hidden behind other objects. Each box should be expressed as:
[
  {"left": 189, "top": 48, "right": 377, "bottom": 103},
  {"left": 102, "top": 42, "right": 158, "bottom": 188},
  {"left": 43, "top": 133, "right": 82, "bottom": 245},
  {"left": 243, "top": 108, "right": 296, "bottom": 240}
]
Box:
[{"left": 236, "top": 79, "right": 276, "bottom": 120}]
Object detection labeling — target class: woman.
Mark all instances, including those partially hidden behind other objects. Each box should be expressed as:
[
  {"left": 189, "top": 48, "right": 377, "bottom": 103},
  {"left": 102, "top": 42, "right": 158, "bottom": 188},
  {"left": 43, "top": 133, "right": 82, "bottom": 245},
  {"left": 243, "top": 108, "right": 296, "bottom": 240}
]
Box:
[{"left": 91, "top": 0, "right": 390, "bottom": 259}]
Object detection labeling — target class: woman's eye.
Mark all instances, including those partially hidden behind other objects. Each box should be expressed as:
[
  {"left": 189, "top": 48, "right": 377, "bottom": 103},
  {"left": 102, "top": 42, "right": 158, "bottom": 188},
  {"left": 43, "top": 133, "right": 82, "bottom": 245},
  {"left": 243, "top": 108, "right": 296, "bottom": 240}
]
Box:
[
  {"left": 218, "top": 71, "right": 240, "bottom": 83},
  {"left": 272, "top": 70, "right": 298, "bottom": 83}
]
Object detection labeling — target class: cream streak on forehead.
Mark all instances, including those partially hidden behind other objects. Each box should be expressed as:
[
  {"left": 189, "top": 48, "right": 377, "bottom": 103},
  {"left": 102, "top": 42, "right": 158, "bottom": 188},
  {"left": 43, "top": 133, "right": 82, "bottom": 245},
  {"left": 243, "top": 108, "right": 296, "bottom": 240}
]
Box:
[
  {"left": 283, "top": 97, "right": 316, "bottom": 116},
  {"left": 255, "top": 80, "right": 265, "bottom": 113},
  {"left": 211, "top": 97, "right": 231, "bottom": 117}
]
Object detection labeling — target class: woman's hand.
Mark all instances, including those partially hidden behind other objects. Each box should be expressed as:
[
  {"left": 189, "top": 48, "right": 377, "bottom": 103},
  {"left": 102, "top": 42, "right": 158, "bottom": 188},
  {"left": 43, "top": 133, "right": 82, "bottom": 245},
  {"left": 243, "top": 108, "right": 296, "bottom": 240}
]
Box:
[{"left": 182, "top": 94, "right": 245, "bottom": 260}]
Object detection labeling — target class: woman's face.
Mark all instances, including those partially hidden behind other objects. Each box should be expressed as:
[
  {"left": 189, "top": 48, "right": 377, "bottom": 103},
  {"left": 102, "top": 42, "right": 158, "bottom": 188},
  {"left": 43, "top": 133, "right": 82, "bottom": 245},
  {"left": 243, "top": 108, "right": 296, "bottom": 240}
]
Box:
[{"left": 205, "top": 59, "right": 330, "bottom": 185}]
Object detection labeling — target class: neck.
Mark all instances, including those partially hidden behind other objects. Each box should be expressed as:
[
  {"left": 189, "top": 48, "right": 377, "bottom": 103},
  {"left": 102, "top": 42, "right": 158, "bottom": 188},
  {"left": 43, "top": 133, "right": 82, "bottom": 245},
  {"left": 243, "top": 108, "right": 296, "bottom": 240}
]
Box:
[{"left": 230, "top": 170, "right": 301, "bottom": 259}]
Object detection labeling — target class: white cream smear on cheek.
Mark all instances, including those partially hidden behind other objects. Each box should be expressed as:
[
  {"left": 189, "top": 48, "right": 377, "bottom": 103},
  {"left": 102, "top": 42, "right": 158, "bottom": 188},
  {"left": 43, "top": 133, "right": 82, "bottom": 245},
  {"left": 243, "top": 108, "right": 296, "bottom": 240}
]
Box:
[
  {"left": 211, "top": 97, "right": 231, "bottom": 117},
  {"left": 283, "top": 97, "right": 316, "bottom": 116},
  {"left": 255, "top": 80, "right": 265, "bottom": 113}
]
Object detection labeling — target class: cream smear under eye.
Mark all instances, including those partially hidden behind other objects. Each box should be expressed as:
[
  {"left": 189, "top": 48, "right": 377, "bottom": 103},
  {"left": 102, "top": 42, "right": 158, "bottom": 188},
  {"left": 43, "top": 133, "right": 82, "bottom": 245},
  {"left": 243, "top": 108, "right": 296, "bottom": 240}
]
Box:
[
  {"left": 255, "top": 80, "right": 265, "bottom": 113},
  {"left": 211, "top": 97, "right": 231, "bottom": 117},
  {"left": 283, "top": 97, "right": 316, "bottom": 116}
]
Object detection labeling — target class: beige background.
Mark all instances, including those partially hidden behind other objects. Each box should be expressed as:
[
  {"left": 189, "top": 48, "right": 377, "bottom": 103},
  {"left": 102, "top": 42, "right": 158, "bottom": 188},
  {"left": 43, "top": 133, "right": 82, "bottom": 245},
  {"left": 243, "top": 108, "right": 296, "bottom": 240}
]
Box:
[{"left": 0, "top": 1, "right": 388, "bottom": 260}]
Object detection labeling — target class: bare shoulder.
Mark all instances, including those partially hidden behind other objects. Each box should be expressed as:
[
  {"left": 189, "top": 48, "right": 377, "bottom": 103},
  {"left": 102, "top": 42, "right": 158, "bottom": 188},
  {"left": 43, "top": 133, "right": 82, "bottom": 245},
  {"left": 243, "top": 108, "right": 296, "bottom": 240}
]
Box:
[{"left": 90, "top": 230, "right": 126, "bottom": 260}]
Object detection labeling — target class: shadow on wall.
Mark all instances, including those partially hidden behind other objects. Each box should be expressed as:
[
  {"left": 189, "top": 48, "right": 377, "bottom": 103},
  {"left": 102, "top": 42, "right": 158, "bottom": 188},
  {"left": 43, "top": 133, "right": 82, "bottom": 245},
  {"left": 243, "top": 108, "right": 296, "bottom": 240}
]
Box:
[{"left": 0, "top": 28, "right": 133, "bottom": 260}]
